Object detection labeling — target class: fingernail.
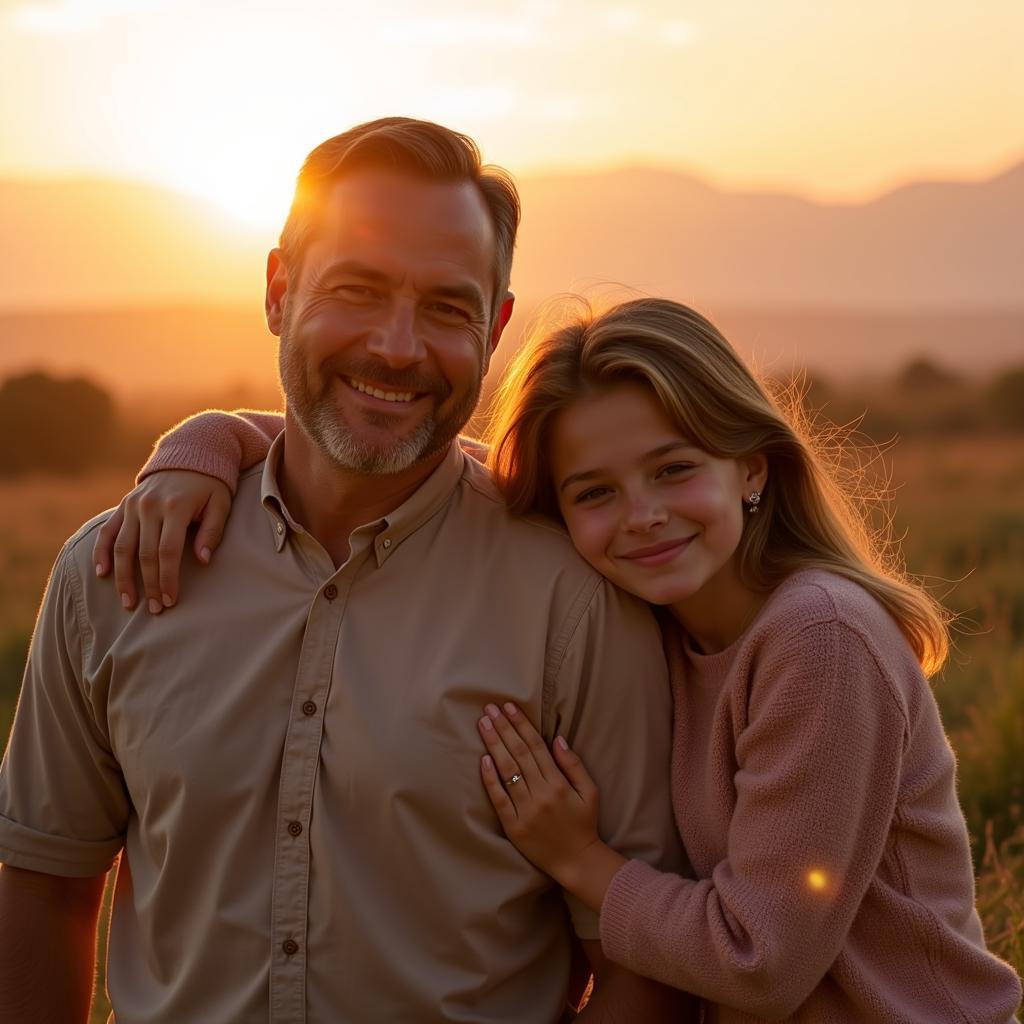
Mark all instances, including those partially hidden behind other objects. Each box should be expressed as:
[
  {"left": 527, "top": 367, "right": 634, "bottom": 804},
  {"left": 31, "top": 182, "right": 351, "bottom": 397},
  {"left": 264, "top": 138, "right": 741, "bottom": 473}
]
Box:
[
  {"left": 95, "top": 563, "right": 104, "bottom": 576},
  {"left": 482, "top": 755, "right": 493, "bottom": 770},
  {"left": 121, "top": 593, "right": 132, "bottom": 609},
  {"left": 147, "top": 599, "right": 161, "bottom": 615},
  {"left": 479, "top": 716, "right": 493, "bottom": 731},
  {"left": 200, "top": 547, "right": 211, "bottom": 563},
  {"left": 503, "top": 702, "right": 518, "bottom": 716},
  {"left": 162, "top": 593, "right": 174, "bottom": 608},
  {"left": 556, "top": 736, "right": 569, "bottom": 751},
  {"left": 485, "top": 704, "right": 501, "bottom": 720}
]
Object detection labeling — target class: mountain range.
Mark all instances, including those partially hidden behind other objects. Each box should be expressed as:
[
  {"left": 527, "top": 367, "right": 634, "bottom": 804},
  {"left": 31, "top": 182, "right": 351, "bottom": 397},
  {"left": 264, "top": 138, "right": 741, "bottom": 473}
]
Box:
[
  {"left": 3, "top": 162, "right": 1021, "bottom": 312},
  {"left": 0, "top": 162, "right": 1021, "bottom": 393}
]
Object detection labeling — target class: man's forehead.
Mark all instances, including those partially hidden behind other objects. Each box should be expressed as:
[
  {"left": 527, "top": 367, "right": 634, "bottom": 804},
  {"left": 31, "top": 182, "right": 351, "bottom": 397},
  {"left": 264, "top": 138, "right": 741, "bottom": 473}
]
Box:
[{"left": 319, "top": 170, "right": 494, "bottom": 250}]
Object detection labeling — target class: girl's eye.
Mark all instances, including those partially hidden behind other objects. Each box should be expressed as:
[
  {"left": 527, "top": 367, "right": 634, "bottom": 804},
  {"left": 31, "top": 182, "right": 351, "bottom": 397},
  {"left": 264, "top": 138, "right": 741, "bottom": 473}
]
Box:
[
  {"left": 575, "top": 486, "right": 612, "bottom": 504},
  {"left": 658, "top": 462, "right": 694, "bottom": 478}
]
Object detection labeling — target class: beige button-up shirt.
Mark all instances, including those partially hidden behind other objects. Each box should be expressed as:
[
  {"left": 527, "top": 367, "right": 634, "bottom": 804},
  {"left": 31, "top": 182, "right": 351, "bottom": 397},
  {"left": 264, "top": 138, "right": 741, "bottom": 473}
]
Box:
[{"left": 0, "top": 436, "right": 682, "bottom": 1023}]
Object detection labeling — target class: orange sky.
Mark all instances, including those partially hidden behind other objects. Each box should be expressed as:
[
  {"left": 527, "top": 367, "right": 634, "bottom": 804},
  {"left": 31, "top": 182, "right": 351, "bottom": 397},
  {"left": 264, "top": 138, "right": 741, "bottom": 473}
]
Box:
[{"left": 1, "top": 0, "right": 1022, "bottom": 227}]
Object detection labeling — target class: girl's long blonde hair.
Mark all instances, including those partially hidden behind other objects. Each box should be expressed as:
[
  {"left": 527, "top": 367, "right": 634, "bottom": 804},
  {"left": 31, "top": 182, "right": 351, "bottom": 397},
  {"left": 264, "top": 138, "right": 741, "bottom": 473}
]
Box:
[{"left": 487, "top": 297, "right": 949, "bottom": 675}]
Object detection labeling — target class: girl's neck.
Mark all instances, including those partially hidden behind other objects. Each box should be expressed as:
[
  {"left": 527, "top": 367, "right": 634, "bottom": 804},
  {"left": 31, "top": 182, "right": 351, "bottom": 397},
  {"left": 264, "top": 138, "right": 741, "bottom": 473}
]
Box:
[{"left": 670, "top": 561, "right": 776, "bottom": 655}]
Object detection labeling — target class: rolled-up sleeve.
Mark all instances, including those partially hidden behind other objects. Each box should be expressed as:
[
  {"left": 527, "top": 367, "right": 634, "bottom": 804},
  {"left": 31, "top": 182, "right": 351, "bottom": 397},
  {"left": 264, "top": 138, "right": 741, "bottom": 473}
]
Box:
[
  {"left": 550, "top": 581, "right": 688, "bottom": 939},
  {"left": 0, "top": 540, "right": 128, "bottom": 877}
]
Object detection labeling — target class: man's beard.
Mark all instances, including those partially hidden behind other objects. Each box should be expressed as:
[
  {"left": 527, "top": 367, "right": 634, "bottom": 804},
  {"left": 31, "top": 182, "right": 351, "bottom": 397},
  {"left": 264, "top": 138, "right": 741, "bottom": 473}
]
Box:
[{"left": 278, "top": 315, "right": 483, "bottom": 475}]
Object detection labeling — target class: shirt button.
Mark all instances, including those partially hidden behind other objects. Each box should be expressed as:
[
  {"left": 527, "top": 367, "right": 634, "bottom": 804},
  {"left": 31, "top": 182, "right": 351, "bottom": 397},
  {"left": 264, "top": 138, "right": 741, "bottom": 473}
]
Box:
[
  {"left": 301, "top": 701, "right": 317, "bottom": 716},
  {"left": 382, "top": 538, "right": 392, "bottom": 549},
  {"left": 324, "top": 583, "right": 338, "bottom": 600},
  {"left": 282, "top": 939, "right": 299, "bottom": 956},
  {"left": 287, "top": 821, "right": 303, "bottom": 837}
]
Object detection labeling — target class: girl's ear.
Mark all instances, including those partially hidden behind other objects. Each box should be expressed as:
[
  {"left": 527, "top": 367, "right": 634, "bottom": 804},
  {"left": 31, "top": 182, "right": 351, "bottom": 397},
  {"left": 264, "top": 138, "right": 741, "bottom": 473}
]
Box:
[{"left": 742, "top": 452, "right": 769, "bottom": 495}]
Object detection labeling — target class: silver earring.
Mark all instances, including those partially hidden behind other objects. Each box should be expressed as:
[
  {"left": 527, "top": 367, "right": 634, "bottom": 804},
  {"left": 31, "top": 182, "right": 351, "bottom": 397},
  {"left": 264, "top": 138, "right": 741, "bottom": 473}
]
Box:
[{"left": 747, "top": 490, "right": 761, "bottom": 513}]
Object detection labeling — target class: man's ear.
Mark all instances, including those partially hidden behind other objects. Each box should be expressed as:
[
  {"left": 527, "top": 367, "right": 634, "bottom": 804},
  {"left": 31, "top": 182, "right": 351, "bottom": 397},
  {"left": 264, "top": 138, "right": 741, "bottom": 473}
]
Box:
[
  {"left": 265, "top": 249, "right": 290, "bottom": 336},
  {"left": 483, "top": 292, "right": 515, "bottom": 372}
]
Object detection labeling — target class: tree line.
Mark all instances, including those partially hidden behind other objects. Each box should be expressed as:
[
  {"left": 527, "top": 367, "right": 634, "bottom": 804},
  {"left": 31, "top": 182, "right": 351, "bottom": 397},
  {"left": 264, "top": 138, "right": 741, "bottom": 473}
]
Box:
[{"left": 1, "top": 363, "right": 1023, "bottom": 477}]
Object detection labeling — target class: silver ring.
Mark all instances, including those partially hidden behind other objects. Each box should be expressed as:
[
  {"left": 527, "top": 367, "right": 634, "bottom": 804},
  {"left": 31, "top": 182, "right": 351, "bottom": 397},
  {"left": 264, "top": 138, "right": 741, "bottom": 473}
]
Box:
[{"left": 505, "top": 774, "right": 523, "bottom": 786}]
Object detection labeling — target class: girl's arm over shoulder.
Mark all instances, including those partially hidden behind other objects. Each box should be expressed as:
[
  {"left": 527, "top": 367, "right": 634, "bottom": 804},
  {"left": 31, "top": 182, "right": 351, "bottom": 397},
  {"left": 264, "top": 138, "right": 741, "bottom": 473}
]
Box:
[
  {"left": 93, "top": 408, "right": 284, "bottom": 613},
  {"left": 139, "top": 408, "right": 285, "bottom": 491}
]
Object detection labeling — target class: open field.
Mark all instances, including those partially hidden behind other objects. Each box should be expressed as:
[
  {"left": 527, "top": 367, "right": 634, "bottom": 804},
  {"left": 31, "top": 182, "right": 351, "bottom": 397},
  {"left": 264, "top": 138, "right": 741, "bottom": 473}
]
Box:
[{"left": 1, "top": 435, "right": 1022, "bottom": 1018}]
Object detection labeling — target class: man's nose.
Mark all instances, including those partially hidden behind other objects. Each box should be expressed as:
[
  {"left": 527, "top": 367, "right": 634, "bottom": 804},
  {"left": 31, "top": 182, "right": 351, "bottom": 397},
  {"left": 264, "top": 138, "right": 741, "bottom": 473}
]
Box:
[{"left": 365, "top": 304, "right": 426, "bottom": 368}]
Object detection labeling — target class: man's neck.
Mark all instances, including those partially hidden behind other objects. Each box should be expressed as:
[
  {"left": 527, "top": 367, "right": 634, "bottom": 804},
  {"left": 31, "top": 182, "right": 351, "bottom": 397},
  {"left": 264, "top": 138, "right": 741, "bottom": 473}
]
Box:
[{"left": 278, "top": 417, "right": 448, "bottom": 567}]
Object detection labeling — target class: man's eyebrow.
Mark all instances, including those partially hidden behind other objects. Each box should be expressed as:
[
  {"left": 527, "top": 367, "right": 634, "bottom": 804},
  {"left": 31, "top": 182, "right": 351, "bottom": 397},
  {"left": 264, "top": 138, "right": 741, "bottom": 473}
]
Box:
[
  {"left": 319, "top": 260, "right": 393, "bottom": 284},
  {"left": 558, "top": 442, "right": 694, "bottom": 493}
]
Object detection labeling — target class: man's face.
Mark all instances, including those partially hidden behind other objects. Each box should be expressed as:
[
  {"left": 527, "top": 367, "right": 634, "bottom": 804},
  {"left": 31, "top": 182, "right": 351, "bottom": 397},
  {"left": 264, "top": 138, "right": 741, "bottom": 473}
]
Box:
[{"left": 271, "top": 170, "right": 508, "bottom": 475}]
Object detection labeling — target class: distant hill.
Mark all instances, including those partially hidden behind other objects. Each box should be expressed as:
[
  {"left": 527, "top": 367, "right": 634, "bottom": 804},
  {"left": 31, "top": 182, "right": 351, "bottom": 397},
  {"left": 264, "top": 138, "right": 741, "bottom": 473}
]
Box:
[
  {"left": 1, "top": 164, "right": 1021, "bottom": 394},
  {"left": 1, "top": 162, "right": 1022, "bottom": 312},
  {"left": 514, "top": 162, "right": 1024, "bottom": 309}
]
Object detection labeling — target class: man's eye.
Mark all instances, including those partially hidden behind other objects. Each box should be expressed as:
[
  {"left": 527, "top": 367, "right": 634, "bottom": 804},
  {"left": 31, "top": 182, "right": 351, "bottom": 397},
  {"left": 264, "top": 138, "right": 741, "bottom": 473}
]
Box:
[
  {"left": 428, "top": 302, "right": 470, "bottom": 321},
  {"left": 334, "top": 285, "right": 379, "bottom": 302}
]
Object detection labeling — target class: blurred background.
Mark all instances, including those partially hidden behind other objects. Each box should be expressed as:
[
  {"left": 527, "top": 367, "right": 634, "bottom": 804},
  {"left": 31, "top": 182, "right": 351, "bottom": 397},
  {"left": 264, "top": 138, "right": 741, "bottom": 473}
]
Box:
[{"left": 0, "top": 1, "right": 1021, "bottom": 1014}]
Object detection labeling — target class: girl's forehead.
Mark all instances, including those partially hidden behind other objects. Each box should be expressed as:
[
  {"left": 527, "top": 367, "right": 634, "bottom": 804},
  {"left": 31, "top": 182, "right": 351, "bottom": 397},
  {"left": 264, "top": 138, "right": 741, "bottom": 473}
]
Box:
[
  {"left": 550, "top": 383, "right": 696, "bottom": 468},
  {"left": 557, "top": 381, "right": 682, "bottom": 437}
]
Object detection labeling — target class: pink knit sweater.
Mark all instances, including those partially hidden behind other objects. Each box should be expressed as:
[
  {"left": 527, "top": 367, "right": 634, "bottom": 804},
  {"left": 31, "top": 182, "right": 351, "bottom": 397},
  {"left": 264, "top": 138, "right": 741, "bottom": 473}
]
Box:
[
  {"left": 601, "top": 570, "right": 1021, "bottom": 1022},
  {"left": 141, "top": 414, "right": 1022, "bottom": 1021}
]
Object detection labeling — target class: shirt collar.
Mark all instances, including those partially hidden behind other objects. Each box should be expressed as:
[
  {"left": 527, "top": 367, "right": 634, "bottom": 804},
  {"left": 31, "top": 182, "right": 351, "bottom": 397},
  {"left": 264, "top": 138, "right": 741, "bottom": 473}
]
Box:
[{"left": 259, "top": 433, "right": 467, "bottom": 563}]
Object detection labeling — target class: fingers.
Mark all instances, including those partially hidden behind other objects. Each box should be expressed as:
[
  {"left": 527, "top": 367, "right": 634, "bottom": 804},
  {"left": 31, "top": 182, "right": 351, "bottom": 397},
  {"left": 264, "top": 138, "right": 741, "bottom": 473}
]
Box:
[
  {"left": 143, "top": 506, "right": 192, "bottom": 612},
  {"left": 100, "top": 474, "right": 234, "bottom": 613},
  {"left": 93, "top": 503, "right": 124, "bottom": 578},
  {"left": 501, "top": 702, "right": 564, "bottom": 784},
  {"left": 137, "top": 498, "right": 163, "bottom": 614},
  {"left": 192, "top": 485, "right": 231, "bottom": 565},
  {"left": 552, "top": 736, "right": 599, "bottom": 807},
  {"left": 111, "top": 499, "right": 141, "bottom": 610},
  {"left": 480, "top": 755, "right": 519, "bottom": 829},
  {"left": 478, "top": 712, "right": 531, "bottom": 805}
]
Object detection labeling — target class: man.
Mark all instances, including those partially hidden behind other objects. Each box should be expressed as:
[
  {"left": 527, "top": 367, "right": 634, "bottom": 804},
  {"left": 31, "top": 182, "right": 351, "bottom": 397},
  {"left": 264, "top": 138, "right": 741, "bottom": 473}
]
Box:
[{"left": 0, "top": 118, "right": 689, "bottom": 1022}]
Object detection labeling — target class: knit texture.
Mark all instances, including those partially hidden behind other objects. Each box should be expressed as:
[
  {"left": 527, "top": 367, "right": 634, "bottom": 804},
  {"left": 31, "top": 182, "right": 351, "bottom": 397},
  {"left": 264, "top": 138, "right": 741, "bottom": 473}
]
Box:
[
  {"left": 140, "top": 410, "right": 285, "bottom": 494},
  {"left": 600, "top": 570, "right": 1021, "bottom": 1022}
]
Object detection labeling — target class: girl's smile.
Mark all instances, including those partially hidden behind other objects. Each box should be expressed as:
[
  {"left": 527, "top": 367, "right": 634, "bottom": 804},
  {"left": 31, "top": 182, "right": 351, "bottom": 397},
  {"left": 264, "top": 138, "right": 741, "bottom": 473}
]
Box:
[{"left": 550, "top": 379, "right": 768, "bottom": 650}]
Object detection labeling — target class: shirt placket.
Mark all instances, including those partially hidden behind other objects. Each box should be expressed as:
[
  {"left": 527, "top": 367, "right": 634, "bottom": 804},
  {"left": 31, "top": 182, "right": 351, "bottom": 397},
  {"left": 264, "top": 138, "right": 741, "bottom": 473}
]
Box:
[{"left": 269, "top": 564, "right": 356, "bottom": 1023}]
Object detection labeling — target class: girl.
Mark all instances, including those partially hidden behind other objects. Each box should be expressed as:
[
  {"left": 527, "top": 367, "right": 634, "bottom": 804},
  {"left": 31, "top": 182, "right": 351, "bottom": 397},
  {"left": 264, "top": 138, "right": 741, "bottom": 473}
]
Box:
[{"left": 97, "top": 298, "right": 1021, "bottom": 1021}]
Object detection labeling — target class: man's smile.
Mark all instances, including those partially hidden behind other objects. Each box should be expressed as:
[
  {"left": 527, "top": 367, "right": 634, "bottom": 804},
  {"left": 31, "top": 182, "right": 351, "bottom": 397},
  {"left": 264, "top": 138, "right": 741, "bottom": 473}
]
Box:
[{"left": 344, "top": 375, "right": 426, "bottom": 405}]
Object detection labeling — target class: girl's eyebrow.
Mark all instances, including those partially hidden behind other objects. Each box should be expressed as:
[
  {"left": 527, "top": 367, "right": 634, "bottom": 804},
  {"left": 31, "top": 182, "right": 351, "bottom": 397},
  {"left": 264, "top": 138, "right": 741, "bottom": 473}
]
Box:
[{"left": 558, "top": 442, "right": 693, "bottom": 493}]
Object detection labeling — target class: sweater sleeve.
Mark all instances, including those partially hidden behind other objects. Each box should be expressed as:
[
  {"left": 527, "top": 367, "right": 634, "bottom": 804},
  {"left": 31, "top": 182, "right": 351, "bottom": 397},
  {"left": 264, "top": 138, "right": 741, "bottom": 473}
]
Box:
[
  {"left": 137, "top": 410, "right": 490, "bottom": 496},
  {"left": 599, "top": 619, "right": 909, "bottom": 1019},
  {"left": 137, "top": 410, "right": 285, "bottom": 495}
]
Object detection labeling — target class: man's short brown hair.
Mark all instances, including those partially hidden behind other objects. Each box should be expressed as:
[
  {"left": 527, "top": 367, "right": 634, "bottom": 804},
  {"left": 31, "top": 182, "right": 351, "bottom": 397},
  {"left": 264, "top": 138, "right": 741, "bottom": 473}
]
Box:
[{"left": 279, "top": 117, "right": 520, "bottom": 319}]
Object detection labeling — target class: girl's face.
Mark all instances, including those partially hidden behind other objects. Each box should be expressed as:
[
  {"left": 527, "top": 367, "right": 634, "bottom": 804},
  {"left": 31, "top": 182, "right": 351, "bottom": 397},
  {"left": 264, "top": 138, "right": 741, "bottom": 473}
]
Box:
[{"left": 551, "top": 380, "right": 766, "bottom": 616}]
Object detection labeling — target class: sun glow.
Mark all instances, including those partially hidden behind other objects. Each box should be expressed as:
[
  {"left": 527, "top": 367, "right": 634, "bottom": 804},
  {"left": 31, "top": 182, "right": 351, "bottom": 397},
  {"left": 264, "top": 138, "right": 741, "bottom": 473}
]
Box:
[{"left": 179, "top": 170, "right": 296, "bottom": 231}]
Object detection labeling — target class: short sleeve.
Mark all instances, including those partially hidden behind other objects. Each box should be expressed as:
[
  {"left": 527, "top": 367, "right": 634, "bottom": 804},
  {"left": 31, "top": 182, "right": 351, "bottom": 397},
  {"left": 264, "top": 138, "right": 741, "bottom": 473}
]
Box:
[{"left": 0, "top": 542, "right": 129, "bottom": 876}]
